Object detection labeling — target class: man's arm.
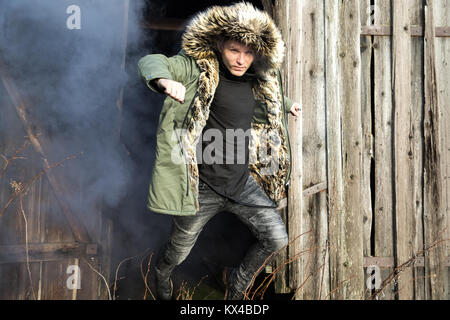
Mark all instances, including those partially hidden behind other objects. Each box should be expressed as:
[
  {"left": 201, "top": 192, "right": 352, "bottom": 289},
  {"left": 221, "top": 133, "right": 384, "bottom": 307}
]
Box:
[
  {"left": 153, "top": 78, "right": 186, "bottom": 103},
  {"left": 283, "top": 95, "right": 301, "bottom": 118},
  {"left": 137, "top": 52, "right": 195, "bottom": 97}
]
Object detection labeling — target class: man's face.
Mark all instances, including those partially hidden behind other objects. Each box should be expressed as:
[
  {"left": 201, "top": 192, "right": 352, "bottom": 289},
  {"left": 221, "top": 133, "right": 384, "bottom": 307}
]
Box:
[{"left": 218, "top": 40, "right": 255, "bottom": 77}]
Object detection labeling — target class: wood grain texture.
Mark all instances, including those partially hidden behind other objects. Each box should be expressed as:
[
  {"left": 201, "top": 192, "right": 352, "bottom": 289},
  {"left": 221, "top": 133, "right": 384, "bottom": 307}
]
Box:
[
  {"left": 392, "top": 0, "right": 414, "bottom": 300},
  {"left": 423, "top": 0, "right": 448, "bottom": 300}
]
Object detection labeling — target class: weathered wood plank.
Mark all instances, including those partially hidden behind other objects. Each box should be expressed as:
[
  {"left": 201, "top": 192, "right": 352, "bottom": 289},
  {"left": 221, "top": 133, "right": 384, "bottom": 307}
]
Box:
[
  {"left": 393, "top": 0, "right": 415, "bottom": 300},
  {"left": 339, "top": 0, "right": 365, "bottom": 300},
  {"left": 40, "top": 260, "right": 74, "bottom": 300},
  {"left": 327, "top": 0, "right": 365, "bottom": 300},
  {"left": 360, "top": 0, "right": 373, "bottom": 264},
  {"left": 325, "top": 0, "right": 344, "bottom": 300},
  {"left": 99, "top": 216, "right": 114, "bottom": 299},
  {"left": 433, "top": 1, "right": 450, "bottom": 300},
  {"left": 273, "top": 0, "right": 305, "bottom": 298},
  {"left": 0, "top": 242, "right": 98, "bottom": 264},
  {"left": 292, "top": 0, "right": 327, "bottom": 300},
  {"left": 269, "top": 0, "right": 291, "bottom": 295},
  {"left": 373, "top": 0, "right": 396, "bottom": 301},
  {"left": 423, "top": 0, "right": 448, "bottom": 300},
  {"left": 410, "top": 0, "right": 426, "bottom": 301}
]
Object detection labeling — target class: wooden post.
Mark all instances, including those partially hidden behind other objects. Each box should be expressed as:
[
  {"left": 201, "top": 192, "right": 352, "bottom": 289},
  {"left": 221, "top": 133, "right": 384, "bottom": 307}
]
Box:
[
  {"left": 423, "top": 0, "right": 448, "bottom": 300},
  {"left": 392, "top": 0, "right": 414, "bottom": 300}
]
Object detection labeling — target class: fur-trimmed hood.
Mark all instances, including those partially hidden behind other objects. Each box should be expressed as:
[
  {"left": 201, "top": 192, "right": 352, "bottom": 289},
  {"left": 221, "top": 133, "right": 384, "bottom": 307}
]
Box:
[{"left": 181, "top": 2, "right": 285, "bottom": 75}]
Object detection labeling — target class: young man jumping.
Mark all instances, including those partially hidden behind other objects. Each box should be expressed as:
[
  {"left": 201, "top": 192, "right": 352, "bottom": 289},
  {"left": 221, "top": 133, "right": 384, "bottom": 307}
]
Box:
[{"left": 138, "top": 2, "right": 300, "bottom": 300}]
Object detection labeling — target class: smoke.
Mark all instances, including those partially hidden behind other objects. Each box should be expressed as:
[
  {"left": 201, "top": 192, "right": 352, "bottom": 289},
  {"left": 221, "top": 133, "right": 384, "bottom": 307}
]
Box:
[
  {"left": 0, "top": 1, "right": 171, "bottom": 258},
  {"left": 0, "top": 0, "right": 266, "bottom": 299}
]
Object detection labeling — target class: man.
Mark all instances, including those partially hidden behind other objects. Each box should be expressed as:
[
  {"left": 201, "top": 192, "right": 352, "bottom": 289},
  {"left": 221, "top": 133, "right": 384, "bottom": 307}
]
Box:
[{"left": 137, "top": 2, "right": 300, "bottom": 300}]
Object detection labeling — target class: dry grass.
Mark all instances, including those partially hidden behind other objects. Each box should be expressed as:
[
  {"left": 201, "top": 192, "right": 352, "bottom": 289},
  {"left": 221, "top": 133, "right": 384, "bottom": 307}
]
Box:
[{"left": 243, "top": 230, "right": 449, "bottom": 300}]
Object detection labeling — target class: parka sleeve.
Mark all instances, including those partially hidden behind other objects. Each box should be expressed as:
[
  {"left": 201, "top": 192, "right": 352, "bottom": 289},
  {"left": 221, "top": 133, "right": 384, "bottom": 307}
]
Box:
[
  {"left": 283, "top": 95, "right": 295, "bottom": 115},
  {"left": 276, "top": 69, "right": 296, "bottom": 115},
  {"left": 137, "top": 52, "right": 195, "bottom": 94}
]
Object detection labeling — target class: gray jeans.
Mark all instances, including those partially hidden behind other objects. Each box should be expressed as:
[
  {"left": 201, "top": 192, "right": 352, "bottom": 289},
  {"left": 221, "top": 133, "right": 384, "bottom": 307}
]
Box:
[{"left": 156, "top": 174, "right": 288, "bottom": 299}]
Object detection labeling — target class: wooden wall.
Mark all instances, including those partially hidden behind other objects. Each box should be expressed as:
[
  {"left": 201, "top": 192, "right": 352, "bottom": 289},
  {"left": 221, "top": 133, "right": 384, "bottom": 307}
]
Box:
[
  {"left": 264, "top": 0, "right": 449, "bottom": 300},
  {"left": 0, "top": 70, "right": 112, "bottom": 300}
]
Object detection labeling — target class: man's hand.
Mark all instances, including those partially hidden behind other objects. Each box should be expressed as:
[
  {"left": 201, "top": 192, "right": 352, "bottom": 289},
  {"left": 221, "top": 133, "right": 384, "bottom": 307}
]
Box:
[
  {"left": 156, "top": 78, "right": 186, "bottom": 103},
  {"left": 289, "top": 102, "right": 301, "bottom": 117}
]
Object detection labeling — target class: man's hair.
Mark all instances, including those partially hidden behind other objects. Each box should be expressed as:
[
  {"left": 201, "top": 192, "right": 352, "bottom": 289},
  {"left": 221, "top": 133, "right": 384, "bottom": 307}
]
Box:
[{"left": 215, "top": 36, "right": 232, "bottom": 52}]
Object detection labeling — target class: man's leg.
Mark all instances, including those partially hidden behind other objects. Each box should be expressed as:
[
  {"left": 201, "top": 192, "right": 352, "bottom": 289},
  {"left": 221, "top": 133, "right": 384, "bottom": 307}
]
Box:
[
  {"left": 224, "top": 176, "right": 288, "bottom": 300},
  {"left": 155, "top": 181, "right": 226, "bottom": 299}
]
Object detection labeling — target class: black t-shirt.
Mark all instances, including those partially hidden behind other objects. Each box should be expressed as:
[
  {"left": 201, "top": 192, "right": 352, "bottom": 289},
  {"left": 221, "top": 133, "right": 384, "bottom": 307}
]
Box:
[{"left": 196, "top": 57, "right": 257, "bottom": 203}]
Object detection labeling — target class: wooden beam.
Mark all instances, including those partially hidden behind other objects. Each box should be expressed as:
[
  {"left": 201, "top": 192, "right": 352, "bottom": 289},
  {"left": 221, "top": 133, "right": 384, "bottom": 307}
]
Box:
[
  {"left": 0, "top": 242, "right": 98, "bottom": 264},
  {"left": 276, "top": 182, "right": 327, "bottom": 209},
  {"left": 142, "top": 18, "right": 187, "bottom": 31},
  {"left": 302, "top": 182, "right": 327, "bottom": 197},
  {"left": 363, "top": 256, "right": 450, "bottom": 268},
  {"left": 361, "top": 25, "right": 450, "bottom": 37},
  {"left": 142, "top": 18, "right": 450, "bottom": 37}
]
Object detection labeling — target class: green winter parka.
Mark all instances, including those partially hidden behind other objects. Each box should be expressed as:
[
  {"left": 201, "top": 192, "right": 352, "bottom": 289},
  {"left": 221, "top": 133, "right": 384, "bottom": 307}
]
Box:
[{"left": 138, "top": 3, "right": 294, "bottom": 216}]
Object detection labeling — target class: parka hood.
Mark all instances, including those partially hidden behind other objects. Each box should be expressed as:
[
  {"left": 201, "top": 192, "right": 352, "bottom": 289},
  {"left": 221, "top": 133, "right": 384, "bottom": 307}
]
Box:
[{"left": 181, "top": 2, "right": 285, "bottom": 74}]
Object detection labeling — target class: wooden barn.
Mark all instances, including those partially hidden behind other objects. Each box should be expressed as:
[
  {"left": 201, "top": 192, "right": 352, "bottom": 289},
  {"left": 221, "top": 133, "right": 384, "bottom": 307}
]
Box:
[{"left": 0, "top": 0, "right": 448, "bottom": 300}]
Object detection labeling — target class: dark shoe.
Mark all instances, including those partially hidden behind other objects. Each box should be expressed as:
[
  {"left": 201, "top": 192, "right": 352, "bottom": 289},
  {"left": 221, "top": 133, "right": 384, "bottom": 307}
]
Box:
[
  {"left": 155, "top": 267, "right": 173, "bottom": 300},
  {"left": 200, "top": 258, "right": 244, "bottom": 300},
  {"left": 201, "top": 258, "right": 227, "bottom": 290}
]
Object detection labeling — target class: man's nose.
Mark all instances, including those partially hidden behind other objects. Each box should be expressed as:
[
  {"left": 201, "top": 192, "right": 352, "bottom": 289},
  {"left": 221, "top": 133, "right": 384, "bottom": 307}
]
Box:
[{"left": 237, "top": 53, "right": 244, "bottom": 64}]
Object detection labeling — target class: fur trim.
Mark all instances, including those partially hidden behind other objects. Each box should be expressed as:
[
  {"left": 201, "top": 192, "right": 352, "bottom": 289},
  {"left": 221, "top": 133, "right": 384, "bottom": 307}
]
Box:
[
  {"left": 179, "top": 2, "right": 290, "bottom": 208},
  {"left": 182, "top": 2, "right": 285, "bottom": 75}
]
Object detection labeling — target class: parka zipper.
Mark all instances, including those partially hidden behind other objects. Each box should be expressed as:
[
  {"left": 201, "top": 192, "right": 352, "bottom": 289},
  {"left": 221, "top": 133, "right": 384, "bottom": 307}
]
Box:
[
  {"left": 173, "top": 120, "right": 190, "bottom": 197},
  {"left": 181, "top": 90, "right": 199, "bottom": 133},
  {"left": 174, "top": 88, "right": 200, "bottom": 197},
  {"left": 278, "top": 70, "right": 292, "bottom": 187}
]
